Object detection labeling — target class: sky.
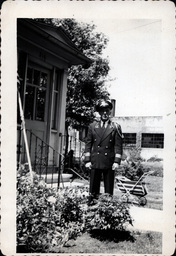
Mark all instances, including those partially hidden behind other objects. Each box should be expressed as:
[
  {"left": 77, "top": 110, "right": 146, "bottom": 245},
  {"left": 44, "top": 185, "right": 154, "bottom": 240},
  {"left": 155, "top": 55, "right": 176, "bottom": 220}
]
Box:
[
  {"left": 77, "top": 17, "right": 174, "bottom": 117},
  {"left": 91, "top": 19, "right": 163, "bottom": 117}
]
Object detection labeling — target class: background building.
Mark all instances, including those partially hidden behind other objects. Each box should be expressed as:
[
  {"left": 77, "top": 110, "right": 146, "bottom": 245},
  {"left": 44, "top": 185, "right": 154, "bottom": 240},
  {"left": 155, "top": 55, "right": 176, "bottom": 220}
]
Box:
[{"left": 113, "top": 116, "right": 164, "bottom": 160}]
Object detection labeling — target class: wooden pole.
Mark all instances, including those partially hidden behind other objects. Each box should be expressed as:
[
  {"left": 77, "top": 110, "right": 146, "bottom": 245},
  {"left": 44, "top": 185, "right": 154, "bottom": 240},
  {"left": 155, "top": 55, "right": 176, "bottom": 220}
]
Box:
[{"left": 17, "top": 89, "right": 33, "bottom": 182}]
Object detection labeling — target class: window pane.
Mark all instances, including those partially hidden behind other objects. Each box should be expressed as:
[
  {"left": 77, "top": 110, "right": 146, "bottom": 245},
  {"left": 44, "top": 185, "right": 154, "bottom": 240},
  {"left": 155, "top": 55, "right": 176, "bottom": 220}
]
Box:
[
  {"left": 33, "top": 69, "right": 40, "bottom": 85},
  {"left": 54, "top": 72, "right": 58, "bottom": 91},
  {"left": 24, "top": 86, "right": 35, "bottom": 119},
  {"left": 27, "top": 67, "right": 33, "bottom": 84},
  {"left": 54, "top": 71, "right": 61, "bottom": 91},
  {"left": 51, "top": 92, "right": 58, "bottom": 129},
  {"left": 123, "top": 133, "right": 136, "bottom": 145},
  {"left": 142, "top": 133, "right": 164, "bottom": 148},
  {"left": 35, "top": 88, "right": 46, "bottom": 121},
  {"left": 40, "top": 72, "right": 47, "bottom": 87}
]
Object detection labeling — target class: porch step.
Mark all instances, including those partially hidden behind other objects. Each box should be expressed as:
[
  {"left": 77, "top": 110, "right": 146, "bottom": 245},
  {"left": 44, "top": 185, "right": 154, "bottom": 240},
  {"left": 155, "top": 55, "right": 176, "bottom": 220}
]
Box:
[
  {"left": 41, "top": 173, "right": 73, "bottom": 184},
  {"left": 35, "top": 166, "right": 59, "bottom": 175},
  {"left": 47, "top": 180, "right": 89, "bottom": 189}
]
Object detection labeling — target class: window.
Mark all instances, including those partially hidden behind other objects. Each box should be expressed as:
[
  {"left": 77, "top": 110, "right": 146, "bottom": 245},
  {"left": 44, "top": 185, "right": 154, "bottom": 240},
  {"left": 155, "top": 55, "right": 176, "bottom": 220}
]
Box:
[
  {"left": 51, "top": 70, "right": 61, "bottom": 130},
  {"left": 24, "top": 67, "right": 48, "bottom": 121},
  {"left": 141, "top": 133, "right": 164, "bottom": 148},
  {"left": 123, "top": 133, "right": 136, "bottom": 145}
]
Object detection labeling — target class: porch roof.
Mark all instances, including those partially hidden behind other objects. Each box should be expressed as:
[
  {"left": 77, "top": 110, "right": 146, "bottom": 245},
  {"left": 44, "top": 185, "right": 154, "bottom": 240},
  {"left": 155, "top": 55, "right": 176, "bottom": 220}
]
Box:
[{"left": 17, "top": 19, "right": 92, "bottom": 67}]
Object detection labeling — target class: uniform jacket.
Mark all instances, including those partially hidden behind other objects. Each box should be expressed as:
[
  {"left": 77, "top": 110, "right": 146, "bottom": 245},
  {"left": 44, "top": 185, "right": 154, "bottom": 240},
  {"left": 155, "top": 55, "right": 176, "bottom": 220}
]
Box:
[{"left": 85, "top": 119, "right": 123, "bottom": 169}]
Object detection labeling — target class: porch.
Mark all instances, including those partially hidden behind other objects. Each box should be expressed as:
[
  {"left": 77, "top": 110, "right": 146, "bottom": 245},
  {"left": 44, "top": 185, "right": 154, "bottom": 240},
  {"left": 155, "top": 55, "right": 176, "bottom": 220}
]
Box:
[
  {"left": 17, "top": 18, "right": 91, "bottom": 189},
  {"left": 17, "top": 127, "right": 87, "bottom": 189}
]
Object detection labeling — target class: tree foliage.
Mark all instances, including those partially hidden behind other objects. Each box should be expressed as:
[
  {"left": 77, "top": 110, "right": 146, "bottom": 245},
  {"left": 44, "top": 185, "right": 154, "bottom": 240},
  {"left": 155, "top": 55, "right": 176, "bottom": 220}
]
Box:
[
  {"left": 54, "top": 19, "right": 111, "bottom": 129},
  {"left": 35, "top": 18, "right": 111, "bottom": 129}
]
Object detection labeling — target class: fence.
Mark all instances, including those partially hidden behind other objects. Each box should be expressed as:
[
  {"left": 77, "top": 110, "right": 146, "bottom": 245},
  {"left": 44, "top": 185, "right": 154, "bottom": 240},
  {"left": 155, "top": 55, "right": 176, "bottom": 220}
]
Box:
[{"left": 17, "top": 127, "right": 86, "bottom": 189}]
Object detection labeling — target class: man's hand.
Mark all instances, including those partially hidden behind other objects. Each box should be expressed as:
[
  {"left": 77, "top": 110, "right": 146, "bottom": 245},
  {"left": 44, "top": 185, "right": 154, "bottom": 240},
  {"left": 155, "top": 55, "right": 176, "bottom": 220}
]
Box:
[
  {"left": 112, "top": 163, "right": 120, "bottom": 170},
  {"left": 85, "top": 162, "right": 92, "bottom": 169}
]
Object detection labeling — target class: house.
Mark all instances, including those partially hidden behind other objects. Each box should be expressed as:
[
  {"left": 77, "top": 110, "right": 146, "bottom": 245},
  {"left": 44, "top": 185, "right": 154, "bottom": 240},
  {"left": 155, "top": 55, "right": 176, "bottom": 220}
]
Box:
[
  {"left": 17, "top": 19, "right": 91, "bottom": 172},
  {"left": 112, "top": 116, "right": 164, "bottom": 160}
]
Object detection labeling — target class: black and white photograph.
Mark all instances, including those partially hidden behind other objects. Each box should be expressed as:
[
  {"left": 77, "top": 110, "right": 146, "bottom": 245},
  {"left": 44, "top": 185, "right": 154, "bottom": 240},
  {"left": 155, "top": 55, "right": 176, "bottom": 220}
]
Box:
[{"left": 1, "top": 1, "right": 175, "bottom": 255}]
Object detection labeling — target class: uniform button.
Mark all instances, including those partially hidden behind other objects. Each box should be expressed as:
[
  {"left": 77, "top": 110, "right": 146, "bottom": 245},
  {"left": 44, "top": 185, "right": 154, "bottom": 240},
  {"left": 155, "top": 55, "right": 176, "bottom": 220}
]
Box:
[
  {"left": 94, "top": 139, "right": 96, "bottom": 141},
  {"left": 110, "top": 140, "right": 112, "bottom": 142},
  {"left": 105, "top": 153, "right": 107, "bottom": 155},
  {"left": 98, "top": 146, "right": 100, "bottom": 148},
  {"left": 97, "top": 152, "right": 99, "bottom": 154}
]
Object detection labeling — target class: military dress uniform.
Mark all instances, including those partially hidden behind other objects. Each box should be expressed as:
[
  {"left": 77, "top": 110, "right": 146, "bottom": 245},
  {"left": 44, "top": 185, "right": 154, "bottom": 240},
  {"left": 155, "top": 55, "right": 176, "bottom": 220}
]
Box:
[{"left": 85, "top": 119, "right": 123, "bottom": 197}]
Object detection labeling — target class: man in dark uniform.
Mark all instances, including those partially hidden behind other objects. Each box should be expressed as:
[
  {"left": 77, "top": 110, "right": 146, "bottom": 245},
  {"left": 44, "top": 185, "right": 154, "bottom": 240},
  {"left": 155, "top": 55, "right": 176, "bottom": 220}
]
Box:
[{"left": 84, "top": 99, "right": 123, "bottom": 201}]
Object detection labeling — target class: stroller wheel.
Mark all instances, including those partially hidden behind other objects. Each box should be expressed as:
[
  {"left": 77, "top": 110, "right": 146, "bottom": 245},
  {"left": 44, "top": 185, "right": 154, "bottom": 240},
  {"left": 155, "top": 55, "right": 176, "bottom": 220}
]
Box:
[{"left": 139, "top": 197, "right": 147, "bottom": 206}]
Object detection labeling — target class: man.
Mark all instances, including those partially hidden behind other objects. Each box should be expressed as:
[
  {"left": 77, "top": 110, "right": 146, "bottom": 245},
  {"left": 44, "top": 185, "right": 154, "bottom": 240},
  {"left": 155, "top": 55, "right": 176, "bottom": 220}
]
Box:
[{"left": 84, "top": 99, "right": 123, "bottom": 201}]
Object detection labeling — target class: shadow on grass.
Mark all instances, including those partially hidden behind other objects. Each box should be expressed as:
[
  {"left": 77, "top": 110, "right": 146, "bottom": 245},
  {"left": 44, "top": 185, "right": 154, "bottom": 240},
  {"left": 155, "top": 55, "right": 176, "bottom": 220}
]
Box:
[{"left": 89, "top": 229, "right": 136, "bottom": 243}]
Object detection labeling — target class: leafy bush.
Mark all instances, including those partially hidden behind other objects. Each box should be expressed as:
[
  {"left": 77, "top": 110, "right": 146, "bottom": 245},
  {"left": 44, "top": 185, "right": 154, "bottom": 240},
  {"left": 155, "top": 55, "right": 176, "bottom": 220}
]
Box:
[
  {"left": 119, "top": 161, "right": 144, "bottom": 181},
  {"left": 147, "top": 156, "right": 163, "bottom": 162},
  {"left": 17, "top": 164, "right": 134, "bottom": 252},
  {"left": 86, "top": 194, "right": 133, "bottom": 232},
  {"left": 17, "top": 164, "right": 89, "bottom": 253},
  {"left": 116, "top": 146, "right": 164, "bottom": 179},
  {"left": 142, "top": 161, "right": 163, "bottom": 177},
  {"left": 116, "top": 147, "right": 145, "bottom": 180},
  {"left": 123, "top": 147, "right": 143, "bottom": 162}
]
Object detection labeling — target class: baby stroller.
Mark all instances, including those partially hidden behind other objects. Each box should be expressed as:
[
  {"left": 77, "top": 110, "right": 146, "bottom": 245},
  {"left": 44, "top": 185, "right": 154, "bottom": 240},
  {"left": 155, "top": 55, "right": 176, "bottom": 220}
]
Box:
[{"left": 115, "top": 170, "right": 154, "bottom": 206}]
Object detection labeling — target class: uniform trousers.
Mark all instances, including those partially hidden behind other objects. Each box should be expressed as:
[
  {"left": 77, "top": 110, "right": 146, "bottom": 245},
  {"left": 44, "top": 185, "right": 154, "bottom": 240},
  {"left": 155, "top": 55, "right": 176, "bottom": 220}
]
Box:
[{"left": 89, "top": 168, "right": 115, "bottom": 197}]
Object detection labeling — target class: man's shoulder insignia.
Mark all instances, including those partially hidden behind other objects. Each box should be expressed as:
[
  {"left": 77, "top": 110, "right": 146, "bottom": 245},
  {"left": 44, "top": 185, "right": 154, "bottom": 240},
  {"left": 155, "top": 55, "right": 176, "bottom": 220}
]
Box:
[{"left": 112, "top": 122, "right": 123, "bottom": 138}]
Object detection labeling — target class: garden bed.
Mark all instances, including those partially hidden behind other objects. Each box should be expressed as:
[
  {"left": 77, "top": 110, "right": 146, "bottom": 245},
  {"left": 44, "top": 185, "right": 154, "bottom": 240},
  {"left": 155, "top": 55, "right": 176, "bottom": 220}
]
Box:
[{"left": 17, "top": 162, "right": 163, "bottom": 253}]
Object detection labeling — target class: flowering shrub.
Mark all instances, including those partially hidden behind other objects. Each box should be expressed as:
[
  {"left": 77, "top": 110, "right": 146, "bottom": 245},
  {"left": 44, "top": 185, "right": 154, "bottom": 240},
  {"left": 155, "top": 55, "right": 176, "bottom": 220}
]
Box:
[
  {"left": 17, "top": 164, "right": 133, "bottom": 252},
  {"left": 86, "top": 194, "right": 133, "bottom": 232},
  {"left": 17, "top": 164, "right": 89, "bottom": 253}
]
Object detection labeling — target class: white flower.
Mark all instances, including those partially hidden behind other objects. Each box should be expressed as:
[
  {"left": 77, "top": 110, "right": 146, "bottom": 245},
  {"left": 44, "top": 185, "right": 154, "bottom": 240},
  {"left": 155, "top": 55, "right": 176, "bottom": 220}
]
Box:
[{"left": 47, "top": 196, "right": 56, "bottom": 204}]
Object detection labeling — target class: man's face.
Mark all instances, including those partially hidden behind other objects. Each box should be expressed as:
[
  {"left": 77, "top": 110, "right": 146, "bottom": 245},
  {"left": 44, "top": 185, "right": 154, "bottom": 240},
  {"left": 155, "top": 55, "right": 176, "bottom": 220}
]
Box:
[{"left": 99, "top": 107, "right": 111, "bottom": 122}]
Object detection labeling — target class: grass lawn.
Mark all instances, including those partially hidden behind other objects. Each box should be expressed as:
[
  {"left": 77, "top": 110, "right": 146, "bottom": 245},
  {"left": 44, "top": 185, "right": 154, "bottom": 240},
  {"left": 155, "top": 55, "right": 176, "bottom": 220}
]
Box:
[
  {"left": 143, "top": 175, "right": 163, "bottom": 210},
  {"left": 59, "top": 229, "right": 162, "bottom": 254}
]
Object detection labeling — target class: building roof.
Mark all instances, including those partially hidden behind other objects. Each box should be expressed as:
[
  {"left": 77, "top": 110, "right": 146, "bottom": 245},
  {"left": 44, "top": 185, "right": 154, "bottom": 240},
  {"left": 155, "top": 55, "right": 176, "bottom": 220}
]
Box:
[{"left": 17, "top": 19, "right": 92, "bottom": 67}]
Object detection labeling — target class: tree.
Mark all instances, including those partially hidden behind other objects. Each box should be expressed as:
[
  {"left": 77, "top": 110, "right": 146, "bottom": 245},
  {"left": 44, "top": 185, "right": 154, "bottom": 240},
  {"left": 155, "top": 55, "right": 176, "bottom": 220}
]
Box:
[
  {"left": 57, "top": 19, "right": 110, "bottom": 130},
  {"left": 35, "top": 18, "right": 111, "bottom": 130}
]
